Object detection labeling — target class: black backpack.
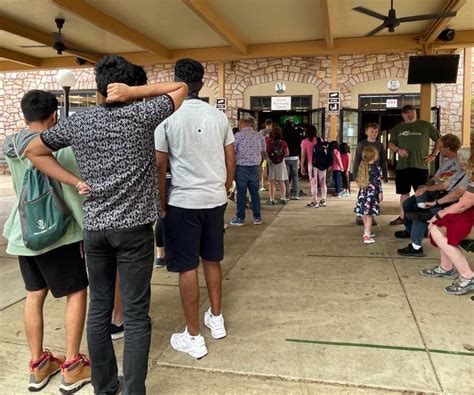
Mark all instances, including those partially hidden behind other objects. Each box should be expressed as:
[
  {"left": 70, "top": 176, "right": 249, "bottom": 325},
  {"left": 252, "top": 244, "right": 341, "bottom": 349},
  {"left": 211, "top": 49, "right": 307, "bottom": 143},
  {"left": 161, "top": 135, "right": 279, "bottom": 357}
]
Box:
[
  {"left": 268, "top": 139, "right": 284, "bottom": 164},
  {"left": 312, "top": 139, "right": 333, "bottom": 170}
]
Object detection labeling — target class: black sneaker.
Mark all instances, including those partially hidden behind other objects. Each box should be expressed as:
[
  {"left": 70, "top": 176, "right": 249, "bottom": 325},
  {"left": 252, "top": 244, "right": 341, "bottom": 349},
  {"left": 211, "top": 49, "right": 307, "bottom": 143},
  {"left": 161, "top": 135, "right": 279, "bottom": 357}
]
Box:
[
  {"left": 111, "top": 323, "right": 124, "bottom": 340},
  {"left": 390, "top": 216, "right": 404, "bottom": 225},
  {"left": 154, "top": 257, "right": 166, "bottom": 268},
  {"left": 394, "top": 230, "right": 411, "bottom": 239},
  {"left": 397, "top": 244, "right": 425, "bottom": 257}
]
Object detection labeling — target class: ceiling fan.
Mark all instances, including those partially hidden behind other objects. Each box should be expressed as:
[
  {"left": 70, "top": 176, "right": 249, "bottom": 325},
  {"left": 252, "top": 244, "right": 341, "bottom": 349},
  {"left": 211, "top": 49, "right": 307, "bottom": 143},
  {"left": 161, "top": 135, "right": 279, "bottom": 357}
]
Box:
[
  {"left": 353, "top": 0, "right": 457, "bottom": 36},
  {"left": 20, "top": 18, "right": 99, "bottom": 57}
]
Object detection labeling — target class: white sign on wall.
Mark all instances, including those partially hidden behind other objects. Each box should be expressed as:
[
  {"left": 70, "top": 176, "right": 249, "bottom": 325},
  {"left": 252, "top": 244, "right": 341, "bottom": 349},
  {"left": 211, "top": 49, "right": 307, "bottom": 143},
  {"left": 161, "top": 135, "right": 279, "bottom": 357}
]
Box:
[
  {"left": 386, "top": 99, "right": 398, "bottom": 108},
  {"left": 271, "top": 96, "right": 291, "bottom": 111},
  {"left": 328, "top": 91, "right": 340, "bottom": 113},
  {"left": 216, "top": 98, "right": 226, "bottom": 113}
]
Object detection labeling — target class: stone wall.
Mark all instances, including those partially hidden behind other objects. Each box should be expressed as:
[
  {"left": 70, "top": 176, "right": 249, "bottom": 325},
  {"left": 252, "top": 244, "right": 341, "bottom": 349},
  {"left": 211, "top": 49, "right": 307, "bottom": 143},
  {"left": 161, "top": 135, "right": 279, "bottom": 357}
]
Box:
[
  {"left": 145, "top": 62, "right": 220, "bottom": 97},
  {"left": 1, "top": 52, "right": 472, "bottom": 152},
  {"left": 0, "top": 68, "right": 95, "bottom": 146},
  {"left": 337, "top": 52, "right": 414, "bottom": 107},
  {"left": 435, "top": 51, "right": 464, "bottom": 136},
  {"left": 222, "top": 56, "right": 332, "bottom": 126}
]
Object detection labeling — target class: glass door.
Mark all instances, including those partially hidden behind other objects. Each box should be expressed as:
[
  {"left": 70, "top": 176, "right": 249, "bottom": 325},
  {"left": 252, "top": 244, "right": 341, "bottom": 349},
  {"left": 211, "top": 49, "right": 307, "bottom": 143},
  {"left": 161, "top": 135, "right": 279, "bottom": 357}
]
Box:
[
  {"left": 308, "top": 108, "right": 326, "bottom": 138},
  {"left": 339, "top": 108, "right": 361, "bottom": 173}
]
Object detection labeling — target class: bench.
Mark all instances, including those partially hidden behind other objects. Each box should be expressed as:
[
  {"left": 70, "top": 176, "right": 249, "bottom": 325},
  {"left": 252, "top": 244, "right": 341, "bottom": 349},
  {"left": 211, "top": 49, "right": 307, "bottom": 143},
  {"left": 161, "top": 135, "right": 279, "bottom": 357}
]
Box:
[{"left": 460, "top": 239, "right": 474, "bottom": 253}]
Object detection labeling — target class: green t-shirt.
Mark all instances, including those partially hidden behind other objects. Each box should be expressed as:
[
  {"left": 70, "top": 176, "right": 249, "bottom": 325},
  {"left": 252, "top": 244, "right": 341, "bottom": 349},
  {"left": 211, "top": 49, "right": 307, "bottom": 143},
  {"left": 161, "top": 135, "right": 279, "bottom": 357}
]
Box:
[{"left": 389, "top": 120, "right": 440, "bottom": 170}]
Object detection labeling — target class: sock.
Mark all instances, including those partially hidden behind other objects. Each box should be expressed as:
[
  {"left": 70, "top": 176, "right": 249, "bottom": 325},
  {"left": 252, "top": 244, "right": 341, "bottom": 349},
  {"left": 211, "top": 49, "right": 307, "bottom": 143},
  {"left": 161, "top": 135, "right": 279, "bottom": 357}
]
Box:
[{"left": 412, "top": 243, "right": 422, "bottom": 250}]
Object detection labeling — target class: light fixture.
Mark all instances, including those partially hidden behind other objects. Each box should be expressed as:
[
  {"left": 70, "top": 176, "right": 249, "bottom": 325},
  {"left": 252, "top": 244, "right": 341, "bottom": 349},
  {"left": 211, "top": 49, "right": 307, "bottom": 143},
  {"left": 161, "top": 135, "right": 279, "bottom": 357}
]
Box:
[{"left": 56, "top": 70, "right": 76, "bottom": 118}]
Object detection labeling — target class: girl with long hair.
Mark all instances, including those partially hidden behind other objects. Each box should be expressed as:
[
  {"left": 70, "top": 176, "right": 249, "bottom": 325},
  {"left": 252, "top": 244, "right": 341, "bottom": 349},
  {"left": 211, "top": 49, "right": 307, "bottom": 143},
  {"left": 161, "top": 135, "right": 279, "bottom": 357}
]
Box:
[
  {"left": 354, "top": 146, "right": 383, "bottom": 244},
  {"left": 266, "top": 127, "right": 289, "bottom": 204},
  {"left": 301, "top": 125, "right": 328, "bottom": 207}
]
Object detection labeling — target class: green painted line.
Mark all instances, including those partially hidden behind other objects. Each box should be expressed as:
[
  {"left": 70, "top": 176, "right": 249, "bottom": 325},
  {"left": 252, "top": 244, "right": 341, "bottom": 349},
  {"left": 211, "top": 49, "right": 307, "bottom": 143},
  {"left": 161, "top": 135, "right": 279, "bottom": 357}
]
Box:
[{"left": 285, "top": 339, "right": 474, "bottom": 357}]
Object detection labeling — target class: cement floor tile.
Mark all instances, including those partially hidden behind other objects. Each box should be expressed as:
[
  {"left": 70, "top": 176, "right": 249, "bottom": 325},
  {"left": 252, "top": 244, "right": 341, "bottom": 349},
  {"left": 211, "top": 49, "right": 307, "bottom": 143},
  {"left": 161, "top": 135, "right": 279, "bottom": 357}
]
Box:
[
  {"left": 263, "top": 224, "right": 390, "bottom": 240},
  {"left": 228, "top": 255, "right": 400, "bottom": 284},
  {"left": 430, "top": 354, "right": 474, "bottom": 394},
  {"left": 148, "top": 365, "right": 402, "bottom": 395},
  {"left": 247, "top": 236, "right": 389, "bottom": 258},
  {"left": 151, "top": 236, "right": 256, "bottom": 287},
  {"left": 157, "top": 278, "right": 439, "bottom": 392},
  {"left": 0, "top": 268, "right": 26, "bottom": 310},
  {"left": 400, "top": 283, "right": 474, "bottom": 352},
  {"left": 0, "top": 255, "right": 19, "bottom": 275},
  {"left": 0, "top": 284, "right": 200, "bottom": 361},
  {"left": 0, "top": 295, "right": 90, "bottom": 351}
]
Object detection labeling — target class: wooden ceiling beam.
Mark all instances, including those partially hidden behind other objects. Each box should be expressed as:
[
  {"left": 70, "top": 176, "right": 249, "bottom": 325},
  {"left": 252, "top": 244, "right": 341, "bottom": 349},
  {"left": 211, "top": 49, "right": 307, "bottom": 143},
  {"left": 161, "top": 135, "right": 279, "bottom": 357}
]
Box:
[
  {"left": 1, "top": 30, "right": 473, "bottom": 71},
  {"left": 51, "top": 0, "right": 170, "bottom": 58},
  {"left": 182, "top": 0, "right": 247, "bottom": 54},
  {"left": 0, "top": 15, "right": 100, "bottom": 63},
  {"left": 421, "top": 0, "right": 467, "bottom": 44},
  {"left": 0, "top": 48, "right": 40, "bottom": 67},
  {"left": 320, "top": 0, "right": 334, "bottom": 50}
]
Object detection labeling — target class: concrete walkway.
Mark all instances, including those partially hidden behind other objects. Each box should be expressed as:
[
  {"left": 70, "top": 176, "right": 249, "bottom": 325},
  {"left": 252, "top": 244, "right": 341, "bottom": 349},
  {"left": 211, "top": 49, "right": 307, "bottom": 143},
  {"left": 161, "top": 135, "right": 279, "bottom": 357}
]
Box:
[{"left": 0, "top": 174, "right": 473, "bottom": 394}]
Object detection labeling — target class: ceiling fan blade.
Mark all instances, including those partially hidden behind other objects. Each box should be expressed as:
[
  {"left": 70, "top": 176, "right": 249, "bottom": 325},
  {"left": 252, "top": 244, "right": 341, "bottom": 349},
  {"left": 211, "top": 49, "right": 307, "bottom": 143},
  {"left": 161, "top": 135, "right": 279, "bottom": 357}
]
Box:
[
  {"left": 20, "top": 45, "right": 49, "bottom": 48},
  {"left": 366, "top": 23, "right": 387, "bottom": 37},
  {"left": 398, "top": 11, "right": 457, "bottom": 23},
  {"left": 352, "top": 6, "right": 386, "bottom": 20},
  {"left": 65, "top": 46, "right": 100, "bottom": 56}
]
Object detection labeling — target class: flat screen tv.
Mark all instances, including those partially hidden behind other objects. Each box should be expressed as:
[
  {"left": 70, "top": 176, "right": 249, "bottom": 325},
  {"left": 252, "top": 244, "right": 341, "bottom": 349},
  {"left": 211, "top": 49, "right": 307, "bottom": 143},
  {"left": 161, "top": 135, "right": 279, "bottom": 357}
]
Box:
[
  {"left": 280, "top": 114, "right": 303, "bottom": 125},
  {"left": 408, "top": 55, "right": 460, "bottom": 84}
]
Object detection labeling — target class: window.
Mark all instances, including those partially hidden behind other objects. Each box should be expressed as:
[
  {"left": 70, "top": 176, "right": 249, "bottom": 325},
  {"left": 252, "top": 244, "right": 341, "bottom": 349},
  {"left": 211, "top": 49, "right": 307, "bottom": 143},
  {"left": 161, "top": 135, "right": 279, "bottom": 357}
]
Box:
[
  {"left": 49, "top": 90, "right": 97, "bottom": 118},
  {"left": 359, "top": 94, "right": 420, "bottom": 111}
]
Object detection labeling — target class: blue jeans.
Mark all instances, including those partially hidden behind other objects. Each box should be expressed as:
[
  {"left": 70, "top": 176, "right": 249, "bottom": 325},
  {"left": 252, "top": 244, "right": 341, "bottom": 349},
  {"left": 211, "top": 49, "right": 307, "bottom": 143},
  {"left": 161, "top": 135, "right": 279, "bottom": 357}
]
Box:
[
  {"left": 284, "top": 159, "right": 300, "bottom": 198},
  {"left": 403, "top": 194, "right": 442, "bottom": 246},
  {"left": 235, "top": 165, "right": 261, "bottom": 220},
  {"left": 84, "top": 223, "right": 154, "bottom": 395},
  {"left": 333, "top": 170, "right": 342, "bottom": 194}
]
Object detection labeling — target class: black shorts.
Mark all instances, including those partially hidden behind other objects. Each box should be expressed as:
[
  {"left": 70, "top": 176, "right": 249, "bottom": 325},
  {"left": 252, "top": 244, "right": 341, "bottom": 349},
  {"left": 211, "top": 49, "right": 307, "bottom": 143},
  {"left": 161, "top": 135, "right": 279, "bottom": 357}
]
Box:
[
  {"left": 395, "top": 168, "right": 429, "bottom": 195},
  {"left": 18, "top": 242, "right": 88, "bottom": 298},
  {"left": 162, "top": 204, "right": 226, "bottom": 272}
]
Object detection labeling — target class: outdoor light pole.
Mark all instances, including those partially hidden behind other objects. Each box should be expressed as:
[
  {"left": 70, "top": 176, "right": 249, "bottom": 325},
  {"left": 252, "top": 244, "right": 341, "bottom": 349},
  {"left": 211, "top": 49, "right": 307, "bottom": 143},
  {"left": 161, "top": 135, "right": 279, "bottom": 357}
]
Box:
[{"left": 56, "top": 70, "right": 76, "bottom": 118}]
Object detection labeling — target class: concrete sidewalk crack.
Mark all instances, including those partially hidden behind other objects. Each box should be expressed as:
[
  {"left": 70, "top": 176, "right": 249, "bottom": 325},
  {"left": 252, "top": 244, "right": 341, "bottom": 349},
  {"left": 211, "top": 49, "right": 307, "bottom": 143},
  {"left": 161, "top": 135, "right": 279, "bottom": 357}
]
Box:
[{"left": 386, "top": 239, "right": 444, "bottom": 393}]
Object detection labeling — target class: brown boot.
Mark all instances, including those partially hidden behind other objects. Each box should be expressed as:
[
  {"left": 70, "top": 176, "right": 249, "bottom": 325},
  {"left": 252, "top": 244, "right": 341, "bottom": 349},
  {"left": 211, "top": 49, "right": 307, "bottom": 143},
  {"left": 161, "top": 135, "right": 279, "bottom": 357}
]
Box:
[
  {"left": 28, "top": 349, "right": 65, "bottom": 392},
  {"left": 59, "top": 354, "right": 91, "bottom": 394}
]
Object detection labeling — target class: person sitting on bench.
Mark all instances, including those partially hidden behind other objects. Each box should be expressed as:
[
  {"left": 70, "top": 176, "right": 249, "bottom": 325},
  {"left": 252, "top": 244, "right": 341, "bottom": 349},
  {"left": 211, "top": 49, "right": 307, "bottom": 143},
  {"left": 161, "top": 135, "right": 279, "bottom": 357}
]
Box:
[{"left": 420, "top": 161, "right": 474, "bottom": 295}]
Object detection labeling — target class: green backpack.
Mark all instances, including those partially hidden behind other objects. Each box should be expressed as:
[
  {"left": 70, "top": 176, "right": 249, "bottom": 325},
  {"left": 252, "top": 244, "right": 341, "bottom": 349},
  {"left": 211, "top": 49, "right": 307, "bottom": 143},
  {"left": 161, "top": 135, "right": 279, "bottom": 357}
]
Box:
[{"left": 13, "top": 136, "right": 72, "bottom": 251}]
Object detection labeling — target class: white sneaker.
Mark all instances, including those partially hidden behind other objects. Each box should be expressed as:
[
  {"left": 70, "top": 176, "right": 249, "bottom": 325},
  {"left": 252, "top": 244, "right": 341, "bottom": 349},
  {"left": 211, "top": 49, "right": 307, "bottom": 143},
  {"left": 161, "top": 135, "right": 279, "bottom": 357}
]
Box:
[
  {"left": 204, "top": 308, "right": 227, "bottom": 339},
  {"left": 170, "top": 328, "right": 208, "bottom": 359}
]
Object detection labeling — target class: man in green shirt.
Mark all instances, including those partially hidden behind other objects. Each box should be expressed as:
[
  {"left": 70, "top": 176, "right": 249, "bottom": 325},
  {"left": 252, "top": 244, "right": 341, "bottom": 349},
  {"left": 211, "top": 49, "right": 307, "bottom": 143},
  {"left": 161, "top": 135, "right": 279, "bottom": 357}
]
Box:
[{"left": 388, "top": 104, "right": 442, "bottom": 225}]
